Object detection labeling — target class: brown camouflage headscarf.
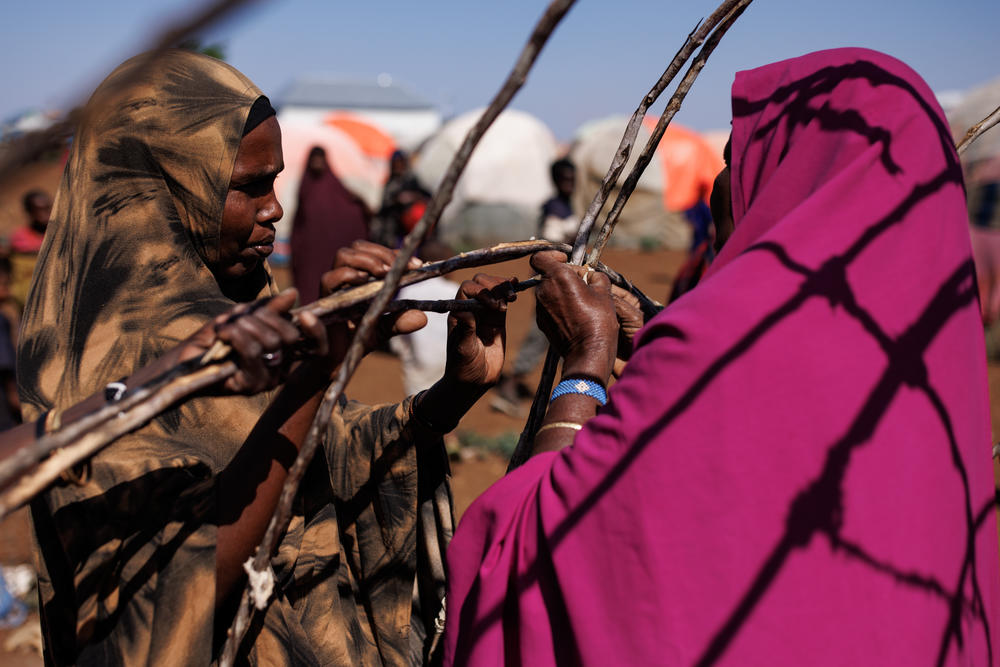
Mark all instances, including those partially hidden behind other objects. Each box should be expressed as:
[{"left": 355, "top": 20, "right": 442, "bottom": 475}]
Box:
[{"left": 16, "top": 50, "right": 276, "bottom": 664}]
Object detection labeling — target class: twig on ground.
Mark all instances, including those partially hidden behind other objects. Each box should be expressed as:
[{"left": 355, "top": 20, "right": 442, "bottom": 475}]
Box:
[{"left": 219, "top": 1, "right": 578, "bottom": 662}]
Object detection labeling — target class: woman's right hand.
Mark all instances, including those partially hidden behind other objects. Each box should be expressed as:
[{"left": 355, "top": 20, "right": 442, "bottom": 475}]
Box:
[
  {"left": 319, "top": 240, "right": 427, "bottom": 360},
  {"left": 530, "top": 251, "right": 619, "bottom": 384},
  {"left": 179, "top": 288, "right": 328, "bottom": 395}
]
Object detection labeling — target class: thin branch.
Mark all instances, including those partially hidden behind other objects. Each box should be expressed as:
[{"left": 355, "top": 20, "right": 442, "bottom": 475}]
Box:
[
  {"left": 509, "top": 0, "right": 752, "bottom": 471},
  {"left": 219, "top": 1, "right": 577, "bottom": 662},
  {"left": 0, "top": 0, "right": 264, "bottom": 179},
  {"left": 956, "top": 103, "right": 1000, "bottom": 156},
  {"left": 586, "top": 0, "right": 752, "bottom": 266},
  {"left": 0, "top": 363, "right": 233, "bottom": 517},
  {"left": 568, "top": 0, "right": 749, "bottom": 264},
  {"left": 0, "top": 239, "right": 660, "bottom": 514}
]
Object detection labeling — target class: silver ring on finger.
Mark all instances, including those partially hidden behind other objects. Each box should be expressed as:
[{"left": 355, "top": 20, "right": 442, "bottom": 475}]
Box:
[{"left": 262, "top": 351, "right": 282, "bottom": 367}]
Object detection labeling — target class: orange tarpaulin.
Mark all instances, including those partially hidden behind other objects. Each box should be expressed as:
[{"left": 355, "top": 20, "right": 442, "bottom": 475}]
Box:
[
  {"left": 324, "top": 112, "right": 396, "bottom": 159},
  {"left": 642, "top": 118, "right": 724, "bottom": 212}
]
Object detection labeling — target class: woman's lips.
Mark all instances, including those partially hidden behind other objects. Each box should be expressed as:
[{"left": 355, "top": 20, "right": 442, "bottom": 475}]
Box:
[
  {"left": 247, "top": 237, "right": 275, "bottom": 258},
  {"left": 249, "top": 243, "right": 274, "bottom": 258}
]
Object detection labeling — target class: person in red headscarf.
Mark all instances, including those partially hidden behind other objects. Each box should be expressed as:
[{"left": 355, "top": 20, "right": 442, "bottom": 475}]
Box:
[{"left": 289, "top": 146, "right": 370, "bottom": 304}]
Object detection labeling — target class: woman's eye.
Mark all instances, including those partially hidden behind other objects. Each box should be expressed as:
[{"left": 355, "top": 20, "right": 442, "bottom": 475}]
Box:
[{"left": 238, "top": 179, "right": 273, "bottom": 198}]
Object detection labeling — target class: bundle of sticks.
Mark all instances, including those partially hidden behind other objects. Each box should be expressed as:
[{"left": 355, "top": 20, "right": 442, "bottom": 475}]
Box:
[{"left": 0, "top": 0, "right": 998, "bottom": 661}]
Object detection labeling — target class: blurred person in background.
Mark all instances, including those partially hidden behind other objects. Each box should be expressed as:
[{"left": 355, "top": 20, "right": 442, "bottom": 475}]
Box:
[
  {"left": 372, "top": 149, "right": 430, "bottom": 248},
  {"left": 9, "top": 189, "right": 51, "bottom": 310},
  {"left": 492, "top": 158, "right": 578, "bottom": 416},
  {"left": 0, "top": 258, "right": 18, "bottom": 428},
  {"left": 289, "top": 146, "right": 370, "bottom": 305}
]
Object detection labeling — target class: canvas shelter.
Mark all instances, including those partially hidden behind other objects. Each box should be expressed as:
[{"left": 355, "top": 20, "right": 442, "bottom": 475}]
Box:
[
  {"left": 278, "top": 76, "right": 442, "bottom": 152},
  {"left": 271, "top": 118, "right": 385, "bottom": 265},
  {"left": 325, "top": 112, "right": 397, "bottom": 160},
  {"left": 571, "top": 116, "right": 694, "bottom": 250},
  {"left": 413, "top": 108, "right": 559, "bottom": 247}
]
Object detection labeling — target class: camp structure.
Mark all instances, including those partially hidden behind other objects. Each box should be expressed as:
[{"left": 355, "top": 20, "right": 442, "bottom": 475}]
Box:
[
  {"left": 277, "top": 76, "right": 442, "bottom": 152},
  {"left": 413, "top": 108, "right": 559, "bottom": 248},
  {"left": 570, "top": 116, "right": 723, "bottom": 250}
]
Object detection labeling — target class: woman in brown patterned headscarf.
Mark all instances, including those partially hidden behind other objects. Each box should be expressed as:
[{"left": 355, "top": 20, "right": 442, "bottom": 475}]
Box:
[{"left": 16, "top": 50, "right": 505, "bottom": 665}]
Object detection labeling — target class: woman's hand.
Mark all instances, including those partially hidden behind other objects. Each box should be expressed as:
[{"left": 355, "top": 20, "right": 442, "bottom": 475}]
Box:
[
  {"left": 177, "top": 288, "right": 328, "bottom": 394},
  {"left": 530, "top": 251, "right": 618, "bottom": 384},
  {"left": 319, "top": 240, "right": 427, "bottom": 359},
  {"left": 416, "top": 273, "right": 515, "bottom": 432},
  {"left": 444, "top": 274, "right": 515, "bottom": 387}
]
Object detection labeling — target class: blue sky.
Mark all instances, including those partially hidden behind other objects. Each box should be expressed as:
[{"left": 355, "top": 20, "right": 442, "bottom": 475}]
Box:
[{"left": 2, "top": 0, "right": 998, "bottom": 139}]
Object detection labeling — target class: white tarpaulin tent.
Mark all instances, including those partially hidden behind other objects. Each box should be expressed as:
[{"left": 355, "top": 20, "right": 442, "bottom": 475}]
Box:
[
  {"left": 570, "top": 116, "right": 693, "bottom": 250},
  {"left": 413, "top": 108, "right": 558, "bottom": 246}
]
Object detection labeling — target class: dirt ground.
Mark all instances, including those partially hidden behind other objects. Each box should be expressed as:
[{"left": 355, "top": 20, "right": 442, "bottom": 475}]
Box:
[{"left": 1, "top": 161, "right": 999, "bottom": 664}]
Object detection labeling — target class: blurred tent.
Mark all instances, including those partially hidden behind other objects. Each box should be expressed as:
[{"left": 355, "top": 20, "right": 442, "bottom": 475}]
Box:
[
  {"left": 949, "top": 76, "right": 1000, "bottom": 167},
  {"left": 646, "top": 119, "right": 724, "bottom": 212},
  {"left": 413, "top": 108, "right": 558, "bottom": 247},
  {"left": 571, "top": 116, "right": 723, "bottom": 250},
  {"left": 324, "top": 112, "right": 396, "bottom": 160},
  {"left": 0, "top": 110, "right": 58, "bottom": 142},
  {"left": 278, "top": 76, "right": 442, "bottom": 152},
  {"left": 271, "top": 118, "right": 386, "bottom": 265},
  {"left": 952, "top": 77, "right": 1000, "bottom": 327}
]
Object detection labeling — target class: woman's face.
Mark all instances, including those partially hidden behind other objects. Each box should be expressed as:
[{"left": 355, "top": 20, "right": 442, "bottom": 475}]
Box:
[
  {"left": 215, "top": 116, "right": 284, "bottom": 281},
  {"left": 710, "top": 136, "right": 734, "bottom": 254}
]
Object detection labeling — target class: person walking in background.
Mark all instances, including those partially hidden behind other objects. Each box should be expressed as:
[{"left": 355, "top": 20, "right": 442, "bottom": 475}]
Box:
[
  {"left": 9, "top": 189, "right": 51, "bottom": 310},
  {"left": 372, "top": 149, "right": 431, "bottom": 248},
  {"left": 492, "top": 158, "right": 578, "bottom": 416},
  {"left": 289, "top": 146, "right": 370, "bottom": 304}
]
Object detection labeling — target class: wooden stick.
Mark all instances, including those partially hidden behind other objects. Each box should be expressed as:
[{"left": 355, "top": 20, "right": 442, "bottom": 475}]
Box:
[
  {"left": 509, "top": 0, "right": 751, "bottom": 471},
  {"left": 0, "top": 363, "right": 234, "bottom": 518},
  {"left": 585, "top": 0, "right": 753, "bottom": 265},
  {"left": 219, "top": 2, "right": 577, "bottom": 662},
  {"left": 0, "top": 0, "right": 263, "bottom": 180},
  {"left": 568, "top": 0, "right": 749, "bottom": 265},
  {"left": 0, "top": 240, "right": 659, "bottom": 512},
  {"left": 956, "top": 103, "right": 1000, "bottom": 156}
]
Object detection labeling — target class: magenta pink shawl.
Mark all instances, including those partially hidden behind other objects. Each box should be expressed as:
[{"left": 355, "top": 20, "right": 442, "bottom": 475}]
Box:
[{"left": 445, "top": 49, "right": 1000, "bottom": 665}]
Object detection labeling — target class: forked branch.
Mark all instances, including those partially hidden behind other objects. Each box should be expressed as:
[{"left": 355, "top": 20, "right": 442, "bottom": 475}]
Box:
[{"left": 219, "top": 1, "right": 578, "bottom": 662}]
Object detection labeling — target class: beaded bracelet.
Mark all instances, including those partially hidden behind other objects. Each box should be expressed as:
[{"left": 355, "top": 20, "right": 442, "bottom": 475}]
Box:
[{"left": 550, "top": 377, "right": 607, "bottom": 405}]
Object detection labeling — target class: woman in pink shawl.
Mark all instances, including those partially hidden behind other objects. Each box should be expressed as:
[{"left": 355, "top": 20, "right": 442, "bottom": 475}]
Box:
[
  {"left": 290, "top": 146, "right": 370, "bottom": 304},
  {"left": 445, "top": 49, "right": 1000, "bottom": 665}
]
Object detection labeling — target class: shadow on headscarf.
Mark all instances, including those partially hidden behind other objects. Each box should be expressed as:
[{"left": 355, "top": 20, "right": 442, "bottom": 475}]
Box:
[{"left": 447, "top": 50, "right": 998, "bottom": 666}]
